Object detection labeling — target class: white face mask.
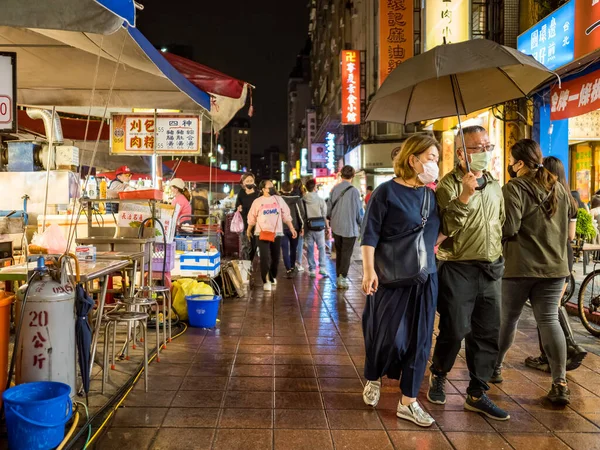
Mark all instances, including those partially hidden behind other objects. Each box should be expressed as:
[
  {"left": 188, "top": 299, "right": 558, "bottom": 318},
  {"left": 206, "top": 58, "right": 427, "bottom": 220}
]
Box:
[{"left": 416, "top": 159, "right": 439, "bottom": 185}]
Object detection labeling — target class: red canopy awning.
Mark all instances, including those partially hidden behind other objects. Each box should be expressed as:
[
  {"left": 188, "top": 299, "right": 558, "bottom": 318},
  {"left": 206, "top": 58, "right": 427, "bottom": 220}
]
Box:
[
  {"left": 163, "top": 160, "right": 241, "bottom": 183},
  {"left": 162, "top": 53, "right": 246, "bottom": 99}
]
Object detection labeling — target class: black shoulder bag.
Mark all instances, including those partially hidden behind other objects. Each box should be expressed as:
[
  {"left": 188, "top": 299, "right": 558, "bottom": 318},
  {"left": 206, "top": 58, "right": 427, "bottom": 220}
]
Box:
[
  {"left": 302, "top": 199, "right": 327, "bottom": 231},
  {"left": 374, "top": 189, "right": 431, "bottom": 288}
]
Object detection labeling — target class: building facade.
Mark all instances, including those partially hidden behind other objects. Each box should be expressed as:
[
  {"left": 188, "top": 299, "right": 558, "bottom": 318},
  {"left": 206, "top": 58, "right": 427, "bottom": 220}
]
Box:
[
  {"left": 219, "top": 117, "right": 251, "bottom": 171},
  {"left": 287, "top": 41, "right": 312, "bottom": 170},
  {"left": 301, "top": 0, "right": 519, "bottom": 191}
]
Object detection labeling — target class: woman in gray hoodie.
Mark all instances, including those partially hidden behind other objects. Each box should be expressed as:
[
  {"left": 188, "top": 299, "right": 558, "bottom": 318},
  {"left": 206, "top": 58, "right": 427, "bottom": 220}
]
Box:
[{"left": 302, "top": 179, "right": 329, "bottom": 278}]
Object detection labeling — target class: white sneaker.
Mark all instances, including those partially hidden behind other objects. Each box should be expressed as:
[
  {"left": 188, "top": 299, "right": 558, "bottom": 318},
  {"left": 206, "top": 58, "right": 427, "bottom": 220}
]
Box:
[
  {"left": 309, "top": 270, "right": 316, "bottom": 278},
  {"left": 362, "top": 380, "right": 381, "bottom": 407},
  {"left": 295, "top": 263, "right": 305, "bottom": 272},
  {"left": 269, "top": 276, "right": 277, "bottom": 286},
  {"left": 263, "top": 282, "right": 272, "bottom": 291},
  {"left": 396, "top": 400, "right": 435, "bottom": 427}
]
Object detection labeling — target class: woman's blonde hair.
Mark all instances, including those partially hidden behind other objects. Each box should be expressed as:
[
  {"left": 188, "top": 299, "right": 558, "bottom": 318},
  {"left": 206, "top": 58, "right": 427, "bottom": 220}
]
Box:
[{"left": 393, "top": 134, "right": 441, "bottom": 179}]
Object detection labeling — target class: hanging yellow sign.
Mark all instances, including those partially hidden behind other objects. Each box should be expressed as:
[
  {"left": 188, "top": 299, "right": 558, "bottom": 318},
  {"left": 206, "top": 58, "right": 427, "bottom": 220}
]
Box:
[{"left": 424, "top": 0, "right": 470, "bottom": 51}]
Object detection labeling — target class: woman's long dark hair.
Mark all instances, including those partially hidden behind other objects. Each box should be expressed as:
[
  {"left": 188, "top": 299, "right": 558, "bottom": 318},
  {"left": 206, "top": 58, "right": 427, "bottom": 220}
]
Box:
[
  {"left": 511, "top": 139, "right": 558, "bottom": 218},
  {"left": 543, "top": 156, "right": 578, "bottom": 213},
  {"left": 173, "top": 186, "right": 191, "bottom": 202}
]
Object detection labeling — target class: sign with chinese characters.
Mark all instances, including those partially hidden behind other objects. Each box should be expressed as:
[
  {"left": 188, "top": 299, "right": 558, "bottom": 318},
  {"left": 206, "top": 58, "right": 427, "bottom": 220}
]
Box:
[
  {"left": 326, "top": 133, "right": 336, "bottom": 174},
  {"left": 313, "top": 168, "right": 330, "bottom": 177},
  {"left": 117, "top": 203, "right": 178, "bottom": 243},
  {"left": 517, "top": 0, "right": 575, "bottom": 70},
  {"left": 550, "top": 69, "right": 600, "bottom": 120},
  {"left": 569, "top": 110, "right": 600, "bottom": 139},
  {"left": 0, "top": 52, "right": 16, "bottom": 133},
  {"left": 110, "top": 113, "right": 202, "bottom": 155},
  {"left": 424, "top": 0, "right": 470, "bottom": 51},
  {"left": 341, "top": 50, "right": 361, "bottom": 124},
  {"left": 300, "top": 147, "right": 309, "bottom": 175},
  {"left": 574, "top": 0, "right": 600, "bottom": 59},
  {"left": 378, "top": 0, "right": 414, "bottom": 86},
  {"left": 311, "top": 143, "right": 328, "bottom": 163}
]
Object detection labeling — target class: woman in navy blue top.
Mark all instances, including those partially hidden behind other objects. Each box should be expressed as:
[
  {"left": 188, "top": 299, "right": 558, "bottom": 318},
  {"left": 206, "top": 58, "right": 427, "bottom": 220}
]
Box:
[{"left": 361, "top": 134, "right": 441, "bottom": 428}]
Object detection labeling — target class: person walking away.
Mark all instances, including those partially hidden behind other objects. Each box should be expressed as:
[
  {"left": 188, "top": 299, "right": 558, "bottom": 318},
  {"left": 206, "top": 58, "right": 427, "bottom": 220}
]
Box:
[
  {"left": 107, "top": 165, "right": 133, "bottom": 213},
  {"left": 236, "top": 173, "right": 260, "bottom": 263},
  {"left": 302, "top": 179, "right": 329, "bottom": 278},
  {"left": 428, "top": 125, "right": 509, "bottom": 421},
  {"left": 292, "top": 179, "right": 306, "bottom": 272},
  {"left": 494, "top": 140, "right": 577, "bottom": 405},
  {"left": 361, "top": 134, "right": 441, "bottom": 427},
  {"left": 328, "top": 165, "right": 363, "bottom": 289},
  {"left": 280, "top": 181, "right": 303, "bottom": 277},
  {"left": 169, "top": 178, "right": 192, "bottom": 225},
  {"left": 365, "top": 186, "right": 373, "bottom": 205},
  {"left": 247, "top": 180, "right": 297, "bottom": 291},
  {"left": 523, "top": 156, "right": 587, "bottom": 373}
]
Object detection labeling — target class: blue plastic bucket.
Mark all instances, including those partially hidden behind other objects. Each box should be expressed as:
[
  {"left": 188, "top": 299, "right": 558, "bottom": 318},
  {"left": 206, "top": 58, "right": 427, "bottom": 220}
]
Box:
[
  {"left": 2, "top": 382, "right": 72, "bottom": 450},
  {"left": 186, "top": 294, "right": 221, "bottom": 328}
]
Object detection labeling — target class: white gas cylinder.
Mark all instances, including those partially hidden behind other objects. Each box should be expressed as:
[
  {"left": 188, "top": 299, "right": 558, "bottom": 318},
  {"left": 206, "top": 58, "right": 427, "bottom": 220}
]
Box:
[{"left": 15, "top": 272, "right": 77, "bottom": 396}]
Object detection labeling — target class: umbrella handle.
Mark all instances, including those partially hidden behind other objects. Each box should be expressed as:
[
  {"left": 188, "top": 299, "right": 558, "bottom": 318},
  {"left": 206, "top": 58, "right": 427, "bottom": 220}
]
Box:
[{"left": 59, "top": 253, "right": 81, "bottom": 283}]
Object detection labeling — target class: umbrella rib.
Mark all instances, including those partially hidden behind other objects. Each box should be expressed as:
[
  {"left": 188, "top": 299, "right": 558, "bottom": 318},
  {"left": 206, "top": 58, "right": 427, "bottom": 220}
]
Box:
[
  {"left": 404, "top": 85, "right": 416, "bottom": 126},
  {"left": 497, "top": 67, "right": 528, "bottom": 98}
]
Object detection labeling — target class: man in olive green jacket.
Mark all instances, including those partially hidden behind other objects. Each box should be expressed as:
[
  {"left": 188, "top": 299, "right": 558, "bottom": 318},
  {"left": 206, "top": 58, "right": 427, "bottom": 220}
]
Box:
[{"left": 427, "top": 126, "right": 510, "bottom": 421}]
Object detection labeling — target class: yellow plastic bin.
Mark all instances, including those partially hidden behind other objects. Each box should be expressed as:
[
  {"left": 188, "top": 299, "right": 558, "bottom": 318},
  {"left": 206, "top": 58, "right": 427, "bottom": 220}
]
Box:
[{"left": 0, "top": 291, "right": 14, "bottom": 407}]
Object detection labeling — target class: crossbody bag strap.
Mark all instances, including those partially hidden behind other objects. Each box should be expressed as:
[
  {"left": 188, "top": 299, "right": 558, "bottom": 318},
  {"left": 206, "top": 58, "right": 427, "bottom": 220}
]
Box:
[
  {"left": 381, "top": 188, "right": 430, "bottom": 242},
  {"left": 521, "top": 186, "right": 554, "bottom": 222},
  {"left": 331, "top": 186, "right": 353, "bottom": 215}
]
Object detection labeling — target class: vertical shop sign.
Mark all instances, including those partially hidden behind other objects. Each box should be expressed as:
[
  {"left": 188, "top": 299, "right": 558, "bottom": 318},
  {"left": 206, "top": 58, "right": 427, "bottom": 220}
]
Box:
[
  {"left": 0, "top": 52, "right": 17, "bottom": 133},
  {"left": 341, "top": 50, "right": 361, "bottom": 125},
  {"left": 517, "top": 0, "right": 575, "bottom": 70},
  {"left": 300, "top": 147, "right": 309, "bottom": 175},
  {"left": 424, "top": 0, "right": 470, "bottom": 51},
  {"left": 326, "top": 133, "right": 336, "bottom": 174},
  {"left": 379, "top": 0, "right": 414, "bottom": 86},
  {"left": 574, "top": 0, "right": 600, "bottom": 60},
  {"left": 549, "top": 69, "right": 600, "bottom": 120}
]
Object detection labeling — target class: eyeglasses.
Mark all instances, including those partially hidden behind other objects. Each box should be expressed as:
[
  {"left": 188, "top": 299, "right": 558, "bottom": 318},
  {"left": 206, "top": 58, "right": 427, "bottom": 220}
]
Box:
[{"left": 459, "top": 144, "right": 495, "bottom": 154}]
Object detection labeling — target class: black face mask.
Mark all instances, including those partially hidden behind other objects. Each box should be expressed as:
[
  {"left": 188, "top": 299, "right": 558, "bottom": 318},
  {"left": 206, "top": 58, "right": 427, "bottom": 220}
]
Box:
[
  {"left": 268, "top": 188, "right": 277, "bottom": 196},
  {"left": 507, "top": 164, "right": 518, "bottom": 179},
  {"left": 244, "top": 183, "right": 256, "bottom": 190}
]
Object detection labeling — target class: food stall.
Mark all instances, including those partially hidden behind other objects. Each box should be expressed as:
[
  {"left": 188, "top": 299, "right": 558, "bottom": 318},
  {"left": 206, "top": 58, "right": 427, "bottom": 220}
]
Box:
[{"left": 0, "top": 2, "right": 253, "bottom": 447}]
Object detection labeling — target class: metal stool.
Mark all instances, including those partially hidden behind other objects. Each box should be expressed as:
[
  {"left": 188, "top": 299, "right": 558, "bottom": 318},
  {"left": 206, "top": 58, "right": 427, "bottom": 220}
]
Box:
[
  {"left": 137, "top": 285, "right": 172, "bottom": 349},
  {"left": 102, "top": 311, "right": 149, "bottom": 394},
  {"left": 116, "top": 295, "right": 162, "bottom": 362}
]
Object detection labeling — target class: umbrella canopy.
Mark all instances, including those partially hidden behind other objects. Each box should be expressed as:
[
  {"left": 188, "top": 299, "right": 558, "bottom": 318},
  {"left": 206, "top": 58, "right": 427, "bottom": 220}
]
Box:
[
  {"left": 366, "top": 39, "right": 555, "bottom": 125},
  {"left": 163, "top": 160, "right": 241, "bottom": 183},
  {"left": 75, "top": 284, "right": 94, "bottom": 400}
]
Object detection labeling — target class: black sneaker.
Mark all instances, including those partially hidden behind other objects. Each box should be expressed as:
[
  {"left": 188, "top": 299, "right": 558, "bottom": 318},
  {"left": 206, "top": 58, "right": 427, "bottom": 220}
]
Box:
[
  {"left": 427, "top": 373, "right": 447, "bottom": 405},
  {"left": 547, "top": 382, "right": 570, "bottom": 406},
  {"left": 490, "top": 366, "right": 503, "bottom": 384},
  {"left": 524, "top": 355, "right": 550, "bottom": 373},
  {"left": 566, "top": 346, "right": 587, "bottom": 371},
  {"left": 464, "top": 393, "right": 510, "bottom": 421},
  {"left": 285, "top": 269, "right": 294, "bottom": 279}
]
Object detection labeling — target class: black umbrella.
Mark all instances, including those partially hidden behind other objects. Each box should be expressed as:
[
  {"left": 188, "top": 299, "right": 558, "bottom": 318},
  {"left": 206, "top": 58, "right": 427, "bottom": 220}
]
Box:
[{"left": 75, "top": 284, "right": 94, "bottom": 404}]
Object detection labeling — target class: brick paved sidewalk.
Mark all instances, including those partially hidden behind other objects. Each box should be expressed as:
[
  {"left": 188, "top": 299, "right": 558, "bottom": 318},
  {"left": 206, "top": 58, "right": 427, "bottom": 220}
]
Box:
[{"left": 94, "top": 259, "right": 600, "bottom": 450}]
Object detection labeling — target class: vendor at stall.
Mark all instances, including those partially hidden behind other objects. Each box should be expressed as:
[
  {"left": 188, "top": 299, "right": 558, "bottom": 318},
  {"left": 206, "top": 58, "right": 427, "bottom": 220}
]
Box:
[
  {"left": 170, "top": 178, "right": 192, "bottom": 224},
  {"left": 108, "top": 166, "right": 133, "bottom": 197}
]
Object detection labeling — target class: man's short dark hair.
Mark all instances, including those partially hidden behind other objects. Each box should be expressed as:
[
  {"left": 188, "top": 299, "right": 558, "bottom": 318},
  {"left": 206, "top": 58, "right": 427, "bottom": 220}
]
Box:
[
  {"left": 281, "top": 181, "right": 292, "bottom": 192},
  {"left": 305, "top": 179, "right": 317, "bottom": 192},
  {"left": 461, "top": 125, "right": 487, "bottom": 137},
  {"left": 592, "top": 195, "right": 600, "bottom": 210},
  {"left": 340, "top": 165, "right": 355, "bottom": 180},
  {"left": 367, "top": 186, "right": 373, "bottom": 191}
]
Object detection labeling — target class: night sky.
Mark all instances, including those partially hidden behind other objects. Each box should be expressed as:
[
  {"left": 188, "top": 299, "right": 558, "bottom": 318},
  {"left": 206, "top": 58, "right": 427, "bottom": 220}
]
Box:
[{"left": 137, "top": 0, "right": 309, "bottom": 155}]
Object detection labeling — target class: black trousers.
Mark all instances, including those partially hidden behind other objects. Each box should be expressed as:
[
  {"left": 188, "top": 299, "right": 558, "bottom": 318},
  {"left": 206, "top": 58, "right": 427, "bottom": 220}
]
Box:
[
  {"left": 257, "top": 237, "right": 282, "bottom": 283},
  {"left": 333, "top": 234, "right": 356, "bottom": 278},
  {"left": 431, "top": 261, "right": 501, "bottom": 397}
]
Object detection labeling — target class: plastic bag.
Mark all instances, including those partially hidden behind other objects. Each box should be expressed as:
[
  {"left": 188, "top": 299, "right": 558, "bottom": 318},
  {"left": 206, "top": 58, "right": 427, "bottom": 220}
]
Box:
[
  {"left": 31, "top": 224, "right": 68, "bottom": 255},
  {"left": 172, "top": 279, "right": 214, "bottom": 321},
  {"left": 230, "top": 211, "right": 244, "bottom": 234}
]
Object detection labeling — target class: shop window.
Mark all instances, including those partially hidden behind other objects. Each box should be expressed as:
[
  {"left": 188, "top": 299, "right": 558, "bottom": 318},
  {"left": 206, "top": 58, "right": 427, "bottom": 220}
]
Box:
[{"left": 375, "top": 122, "right": 402, "bottom": 137}]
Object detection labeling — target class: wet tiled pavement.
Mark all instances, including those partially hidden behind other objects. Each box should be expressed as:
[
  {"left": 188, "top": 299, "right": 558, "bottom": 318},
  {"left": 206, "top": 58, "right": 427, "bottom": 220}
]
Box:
[{"left": 95, "top": 258, "right": 600, "bottom": 449}]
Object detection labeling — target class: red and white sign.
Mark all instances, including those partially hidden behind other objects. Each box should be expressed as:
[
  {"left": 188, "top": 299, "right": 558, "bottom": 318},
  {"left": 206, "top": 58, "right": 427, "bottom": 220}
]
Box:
[
  {"left": 0, "top": 52, "right": 16, "bottom": 132},
  {"left": 310, "top": 143, "right": 328, "bottom": 163},
  {"left": 313, "top": 168, "right": 330, "bottom": 178},
  {"left": 341, "top": 50, "right": 360, "bottom": 125},
  {"left": 550, "top": 70, "right": 600, "bottom": 120}
]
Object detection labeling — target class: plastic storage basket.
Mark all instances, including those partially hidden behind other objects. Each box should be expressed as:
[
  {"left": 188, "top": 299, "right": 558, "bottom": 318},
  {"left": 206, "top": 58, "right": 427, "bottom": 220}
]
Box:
[{"left": 148, "top": 242, "right": 176, "bottom": 272}]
